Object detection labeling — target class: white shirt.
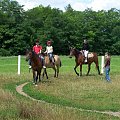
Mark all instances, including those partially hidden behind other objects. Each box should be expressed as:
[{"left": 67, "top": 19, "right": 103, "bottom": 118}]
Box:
[{"left": 46, "top": 46, "right": 53, "bottom": 54}]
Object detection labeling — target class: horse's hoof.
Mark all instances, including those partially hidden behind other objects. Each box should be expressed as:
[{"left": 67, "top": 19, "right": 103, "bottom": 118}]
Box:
[{"left": 35, "top": 84, "right": 38, "bottom": 86}]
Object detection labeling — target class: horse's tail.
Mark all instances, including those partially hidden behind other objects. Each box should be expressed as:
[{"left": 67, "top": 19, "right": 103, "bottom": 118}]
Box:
[
  {"left": 60, "top": 60, "right": 62, "bottom": 67},
  {"left": 94, "top": 53, "right": 101, "bottom": 75},
  {"left": 54, "top": 55, "right": 62, "bottom": 67}
]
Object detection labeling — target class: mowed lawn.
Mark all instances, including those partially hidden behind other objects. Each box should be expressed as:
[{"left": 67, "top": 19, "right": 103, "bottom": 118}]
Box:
[{"left": 0, "top": 55, "right": 120, "bottom": 120}]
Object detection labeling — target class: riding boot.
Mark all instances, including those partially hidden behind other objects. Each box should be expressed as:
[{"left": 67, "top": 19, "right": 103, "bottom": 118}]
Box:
[{"left": 42, "top": 59, "right": 46, "bottom": 68}]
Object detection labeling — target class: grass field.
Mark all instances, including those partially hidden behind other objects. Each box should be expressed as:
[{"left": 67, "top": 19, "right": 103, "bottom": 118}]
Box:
[{"left": 0, "top": 55, "right": 120, "bottom": 120}]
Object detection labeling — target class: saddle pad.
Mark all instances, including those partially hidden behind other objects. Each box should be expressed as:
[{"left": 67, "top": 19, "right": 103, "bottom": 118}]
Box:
[{"left": 88, "top": 53, "right": 94, "bottom": 58}]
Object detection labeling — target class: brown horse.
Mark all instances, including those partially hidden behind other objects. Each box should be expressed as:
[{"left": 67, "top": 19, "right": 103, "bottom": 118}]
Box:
[
  {"left": 69, "top": 48, "right": 100, "bottom": 76},
  {"left": 42, "top": 54, "right": 62, "bottom": 78},
  {"left": 26, "top": 50, "right": 48, "bottom": 85}
]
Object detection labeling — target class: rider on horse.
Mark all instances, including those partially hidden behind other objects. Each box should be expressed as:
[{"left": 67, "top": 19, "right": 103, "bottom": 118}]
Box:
[
  {"left": 44, "top": 40, "right": 54, "bottom": 64},
  {"left": 32, "top": 39, "right": 46, "bottom": 68},
  {"left": 82, "top": 39, "right": 89, "bottom": 63}
]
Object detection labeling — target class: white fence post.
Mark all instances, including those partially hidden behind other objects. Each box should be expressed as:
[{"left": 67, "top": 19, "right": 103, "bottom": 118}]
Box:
[
  {"left": 101, "top": 56, "right": 104, "bottom": 74},
  {"left": 18, "top": 55, "right": 21, "bottom": 75}
]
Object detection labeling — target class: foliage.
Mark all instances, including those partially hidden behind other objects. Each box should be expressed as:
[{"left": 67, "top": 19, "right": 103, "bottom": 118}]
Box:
[{"left": 0, "top": 0, "right": 120, "bottom": 56}]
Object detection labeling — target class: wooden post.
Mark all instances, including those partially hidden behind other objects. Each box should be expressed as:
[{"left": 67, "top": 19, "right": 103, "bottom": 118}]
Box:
[{"left": 18, "top": 55, "right": 21, "bottom": 75}]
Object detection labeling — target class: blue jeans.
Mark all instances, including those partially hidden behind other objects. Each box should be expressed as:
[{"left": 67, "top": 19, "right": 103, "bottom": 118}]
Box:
[
  {"left": 39, "top": 55, "right": 45, "bottom": 66},
  {"left": 105, "top": 66, "right": 110, "bottom": 81},
  {"left": 48, "top": 53, "right": 53, "bottom": 62}
]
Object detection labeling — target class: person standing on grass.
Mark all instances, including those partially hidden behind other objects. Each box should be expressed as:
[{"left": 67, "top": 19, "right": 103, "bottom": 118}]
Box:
[{"left": 104, "top": 52, "right": 111, "bottom": 82}]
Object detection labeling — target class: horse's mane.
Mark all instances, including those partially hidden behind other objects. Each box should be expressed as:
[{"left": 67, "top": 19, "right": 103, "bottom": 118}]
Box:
[
  {"left": 32, "top": 51, "right": 39, "bottom": 58},
  {"left": 74, "top": 48, "right": 82, "bottom": 55}
]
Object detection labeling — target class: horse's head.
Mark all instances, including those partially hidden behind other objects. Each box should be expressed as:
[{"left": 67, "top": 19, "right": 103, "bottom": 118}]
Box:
[
  {"left": 69, "top": 47, "right": 81, "bottom": 58},
  {"left": 25, "top": 49, "right": 33, "bottom": 61},
  {"left": 69, "top": 47, "right": 76, "bottom": 58}
]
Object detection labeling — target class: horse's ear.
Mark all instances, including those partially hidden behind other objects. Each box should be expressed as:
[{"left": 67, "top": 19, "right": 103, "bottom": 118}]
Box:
[
  {"left": 26, "top": 49, "right": 29, "bottom": 53},
  {"left": 69, "top": 46, "right": 73, "bottom": 50}
]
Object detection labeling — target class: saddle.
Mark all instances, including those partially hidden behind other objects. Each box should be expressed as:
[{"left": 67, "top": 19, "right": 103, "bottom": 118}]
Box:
[
  {"left": 81, "top": 51, "right": 94, "bottom": 63},
  {"left": 48, "top": 55, "right": 55, "bottom": 65},
  {"left": 88, "top": 53, "right": 94, "bottom": 58}
]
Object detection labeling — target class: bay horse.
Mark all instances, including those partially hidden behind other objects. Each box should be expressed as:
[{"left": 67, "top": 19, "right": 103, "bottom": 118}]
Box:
[
  {"left": 69, "top": 48, "right": 100, "bottom": 76},
  {"left": 42, "top": 53, "right": 62, "bottom": 78},
  {"left": 26, "top": 50, "right": 48, "bottom": 85}
]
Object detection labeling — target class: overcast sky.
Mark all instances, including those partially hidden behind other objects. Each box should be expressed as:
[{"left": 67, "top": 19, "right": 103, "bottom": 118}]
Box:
[{"left": 16, "top": 0, "right": 120, "bottom": 11}]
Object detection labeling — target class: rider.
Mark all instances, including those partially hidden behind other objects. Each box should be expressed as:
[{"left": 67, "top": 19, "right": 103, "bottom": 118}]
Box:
[
  {"left": 44, "top": 40, "right": 54, "bottom": 64},
  {"left": 32, "top": 39, "right": 46, "bottom": 68},
  {"left": 82, "top": 39, "right": 89, "bottom": 63}
]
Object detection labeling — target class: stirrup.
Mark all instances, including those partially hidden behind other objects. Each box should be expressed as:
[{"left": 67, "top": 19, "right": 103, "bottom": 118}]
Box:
[
  {"left": 29, "top": 66, "right": 32, "bottom": 69},
  {"left": 43, "top": 66, "right": 46, "bottom": 68}
]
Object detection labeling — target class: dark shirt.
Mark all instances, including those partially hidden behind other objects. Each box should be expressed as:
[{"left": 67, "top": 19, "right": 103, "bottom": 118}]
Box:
[
  {"left": 105, "top": 56, "right": 110, "bottom": 67},
  {"left": 82, "top": 43, "right": 89, "bottom": 50}
]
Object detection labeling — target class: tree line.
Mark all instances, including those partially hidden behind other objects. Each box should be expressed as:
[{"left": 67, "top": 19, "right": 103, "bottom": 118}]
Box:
[{"left": 0, "top": 0, "right": 120, "bottom": 56}]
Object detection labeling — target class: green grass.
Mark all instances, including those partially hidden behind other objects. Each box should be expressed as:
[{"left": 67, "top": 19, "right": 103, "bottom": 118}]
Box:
[
  {"left": 0, "top": 55, "right": 120, "bottom": 120},
  {"left": 23, "top": 74, "right": 120, "bottom": 111}
]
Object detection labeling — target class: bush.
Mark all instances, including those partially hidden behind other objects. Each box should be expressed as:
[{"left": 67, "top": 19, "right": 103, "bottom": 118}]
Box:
[{"left": 0, "top": 48, "right": 11, "bottom": 56}]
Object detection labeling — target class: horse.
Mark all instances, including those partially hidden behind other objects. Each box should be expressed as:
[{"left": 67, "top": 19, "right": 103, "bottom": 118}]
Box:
[
  {"left": 26, "top": 50, "right": 48, "bottom": 85},
  {"left": 69, "top": 47, "right": 100, "bottom": 76},
  {"left": 42, "top": 53, "right": 62, "bottom": 78}
]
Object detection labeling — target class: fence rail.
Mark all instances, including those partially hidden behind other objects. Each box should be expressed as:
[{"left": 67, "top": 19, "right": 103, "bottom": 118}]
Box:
[{"left": 0, "top": 55, "right": 119, "bottom": 75}]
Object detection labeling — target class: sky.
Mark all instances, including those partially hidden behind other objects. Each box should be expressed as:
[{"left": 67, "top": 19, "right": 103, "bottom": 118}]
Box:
[{"left": 16, "top": 0, "right": 120, "bottom": 11}]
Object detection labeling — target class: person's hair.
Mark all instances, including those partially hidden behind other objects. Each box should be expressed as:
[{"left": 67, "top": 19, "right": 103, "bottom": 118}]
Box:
[
  {"left": 47, "top": 40, "right": 51, "bottom": 45},
  {"left": 105, "top": 52, "right": 110, "bottom": 56},
  {"left": 84, "top": 39, "right": 87, "bottom": 43},
  {"left": 36, "top": 39, "right": 39, "bottom": 43}
]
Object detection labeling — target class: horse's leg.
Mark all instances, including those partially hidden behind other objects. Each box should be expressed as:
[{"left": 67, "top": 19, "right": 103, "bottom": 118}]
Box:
[
  {"left": 38, "top": 68, "right": 43, "bottom": 82},
  {"left": 42, "top": 69, "right": 45, "bottom": 78},
  {"left": 97, "top": 66, "right": 100, "bottom": 75},
  {"left": 74, "top": 64, "right": 79, "bottom": 76},
  {"left": 52, "top": 66, "right": 57, "bottom": 77},
  {"left": 94, "top": 61, "right": 101, "bottom": 75},
  {"left": 80, "top": 64, "right": 82, "bottom": 76},
  {"left": 56, "top": 66, "right": 59, "bottom": 78},
  {"left": 86, "top": 64, "right": 91, "bottom": 76},
  {"left": 35, "top": 71, "right": 38, "bottom": 84},
  {"left": 38, "top": 72, "right": 41, "bottom": 82},
  {"left": 32, "top": 70, "right": 36, "bottom": 84},
  {"left": 44, "top": 68, "right": 48, "bottom": 79},
  {"left": 96, "top": 63, "right": 100, "bottom": 75}
]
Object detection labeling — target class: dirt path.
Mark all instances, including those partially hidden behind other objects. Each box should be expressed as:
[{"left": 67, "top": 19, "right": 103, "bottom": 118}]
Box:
[{"left": 16, "top": 82, "right": 120, "bottom": 118}]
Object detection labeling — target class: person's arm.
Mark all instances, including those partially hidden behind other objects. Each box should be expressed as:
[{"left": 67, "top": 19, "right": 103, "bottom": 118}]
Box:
[
  {"left": 39, "top": 46, "right": 42, "bottom": 53},
  {"left": 33, "top": 46, "right": 35, "bottom": 51},
  {"left": 44, "top": 46, "right": 47, "bottom": 53}
]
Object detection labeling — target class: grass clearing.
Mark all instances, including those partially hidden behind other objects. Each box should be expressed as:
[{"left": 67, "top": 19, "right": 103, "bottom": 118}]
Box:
[{"left": 0, "top": 55, "right": 120, "bottom": 119}]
